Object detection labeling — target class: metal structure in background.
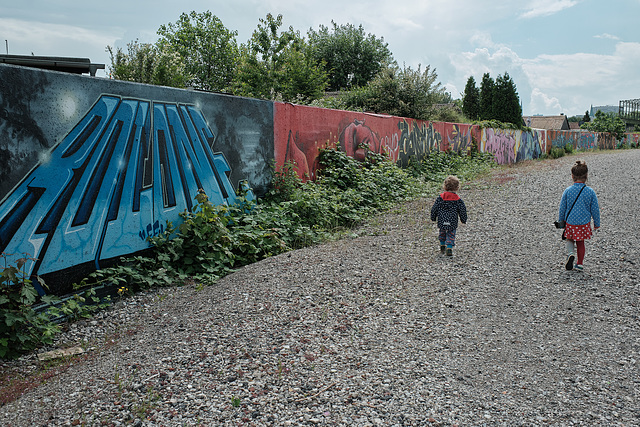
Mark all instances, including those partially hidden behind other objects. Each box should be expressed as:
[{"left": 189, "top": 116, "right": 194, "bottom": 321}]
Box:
[
  {"left": 0, "top": 54, "right": 104, "bottom": 76},
  {"left": 619, "top": 98, "right": 640, "bottom": 128}
]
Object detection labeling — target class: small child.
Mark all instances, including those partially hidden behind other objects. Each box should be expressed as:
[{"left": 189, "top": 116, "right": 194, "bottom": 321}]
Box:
[
  {"left": 431, "top": 175, "right": 467, "bottom": 256},
  {"left": 558, "top": 160, "right": 600, "bottom": 271}
]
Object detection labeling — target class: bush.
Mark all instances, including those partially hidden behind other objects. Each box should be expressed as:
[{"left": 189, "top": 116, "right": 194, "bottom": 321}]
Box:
[
  {"left": 549, "top": 146, "right": 565, "bottom": 159},
  {"left": 0, "top": 256, "right": 59, "bottom": 359},
  {"left": 407, "top": 149, "right": 495, "bottom": 183},
  {"left": 564, "top": 143, "right": 574, "bottom": 154}
]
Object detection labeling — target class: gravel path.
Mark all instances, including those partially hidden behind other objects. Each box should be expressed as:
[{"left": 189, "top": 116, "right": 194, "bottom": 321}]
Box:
[{"left": 1, "top": 150, "right": 638, "bottom": 426}]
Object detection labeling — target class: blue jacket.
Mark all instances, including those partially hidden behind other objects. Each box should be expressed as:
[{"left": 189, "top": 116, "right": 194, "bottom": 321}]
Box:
[{"left": 558, "top": 183, "right": 600, "bottom": 227}]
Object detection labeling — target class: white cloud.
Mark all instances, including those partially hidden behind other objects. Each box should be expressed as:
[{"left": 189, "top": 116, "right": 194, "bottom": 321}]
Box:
[
  {"left": 0, "top": 18, "right": 119, "bottom": 58},
  {"left": 520, "top": 0, "right": 580, "bottom": 19},
  {"left": 449, "top": 40, "right": 640, "bottom": 115},
  {"left": 469, "top": 31, "right": 496, "bottom": 48},
  {"left": 594, "top": 33, "right": 621, "bottom": 41},
  {"left": 529, "top": 88, "right": 562, "bottom": 115}
]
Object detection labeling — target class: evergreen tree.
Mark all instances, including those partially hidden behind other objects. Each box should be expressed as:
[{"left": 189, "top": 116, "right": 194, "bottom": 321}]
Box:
[
  {"left": 492, "top": 72, "right": 522, "bottom": 125},
  {"left": 479, "top": 73, "right": 494, "bottom": 120},
  {"left": 583, "top": 110, "right": 591, "bottom": 123},
  {"left": 462, "top": 76, "right": 480, "bottom": 120}
]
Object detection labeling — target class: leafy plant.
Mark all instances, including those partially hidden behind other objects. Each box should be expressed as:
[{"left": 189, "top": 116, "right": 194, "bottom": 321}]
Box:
[
  {"left": 0, "top": 255, "right": 60, "bottom": 359},
  {"left": 549, "top": 146, "right": 566, "bottom": 159},
  {"left": 307, "top": 21, "right": 394, "bottom": 91},
  {"left": 156, "top": 11, "right": 240, "bottom": 92},
  {"left": 580, "top": 110, "right": 627, "bottom": 141},
  {"left": 406, "top": 148, "right": 495, "bottom": 183},
  {"left": 339, "top": 64, "right": 450, "bottom": 120}
]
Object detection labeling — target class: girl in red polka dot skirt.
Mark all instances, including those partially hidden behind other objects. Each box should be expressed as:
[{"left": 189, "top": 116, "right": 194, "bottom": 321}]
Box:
[{"left": 558, "top": 160, "right": 600, "bottom": 271}]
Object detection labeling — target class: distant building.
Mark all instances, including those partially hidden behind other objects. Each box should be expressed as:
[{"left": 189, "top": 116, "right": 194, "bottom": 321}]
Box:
[
  {"left": 569, "top": 122, "right": 580, "bottom": 130},
  {"left": 619, "top": 98, "right": 640, "bottom": 130},
  {"left": 590, "top": 105, "right": 618, "bottom": 117},
  {"left": 523, "top": 115, "right": 570, "bottom": 130}
]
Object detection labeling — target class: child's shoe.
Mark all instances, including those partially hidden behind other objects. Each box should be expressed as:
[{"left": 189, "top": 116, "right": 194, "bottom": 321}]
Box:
[
  {"left": 446, "top": 248, "right": 453, "bottom": 257},
  {"left": 440, "top": 245, "right": 446, "bottom": 254},
  {"left": 565, "top": 254, "right": 575, "bottom": 271},
  {"left": 574, "top": 264, "right": 583, "bottom": 272}
]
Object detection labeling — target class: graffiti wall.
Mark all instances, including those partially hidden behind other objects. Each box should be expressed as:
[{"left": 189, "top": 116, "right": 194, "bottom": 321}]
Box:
[
  {"left": 623, "top": 133, "right": 640, "bottom": 146},
  {"left": 478, "top": 128, "right": 546, "bottom": 165},
  {"left": 547, "top": 130, "right": 616, "bottom": 151},
  {"left": 1, "top": 63, "right": 629, "bottom": 295},
  {"left": 273, "top": 102, "right": 478, "bottom": 179},
  {"left": 0, "top": 64, "right": 273, "bottom": 294}
]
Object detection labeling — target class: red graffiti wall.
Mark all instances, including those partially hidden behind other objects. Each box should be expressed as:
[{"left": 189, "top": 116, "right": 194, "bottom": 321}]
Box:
[{"left": 274, "top": 103, "right": 479, "bottom": 180}]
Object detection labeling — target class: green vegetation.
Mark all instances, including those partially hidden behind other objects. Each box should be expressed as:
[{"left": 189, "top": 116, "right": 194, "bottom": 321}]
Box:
[
  {"left": 232, "top": 13, "right": 328, "bottom": 102},
  {"left": 1, "top": 147, "right": 496, "bottom": 359},
  {"left": 406, "top": 144, "right": 496, "bottom": 183},
  {"left": 107, "top": 10, "right": 462, "bottom": 119},
  {"left": 107, "top": 40, "right": 190, "bottom": 88},
  {"left": 580, "top": 110, "right": 627, "bottom": 141},
  {"left": 334, "top": 64, "right": 453, "bottom": 121},
  {"left": 462, "top": 76, "right": 480, "bottom": 121},
  {"left": 306, "top": 21, "right": 394, "bottom": 91},
  {"left": 463, "top": 72, "right": 523, "bottom": 127},
  {"left": 156, "top": 11, "right": 240, "bottom": 92},
  {"left": 0, "top": 256, "right": 59, "bottom": 359},
  {"left": 546, "top": 142, "right": 578, "bottom": 159}
]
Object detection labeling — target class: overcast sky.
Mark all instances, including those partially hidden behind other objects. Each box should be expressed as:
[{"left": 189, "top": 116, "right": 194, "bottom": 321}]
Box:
[{"left": 1, "top": 0, "right": 638, "bottom": 116}]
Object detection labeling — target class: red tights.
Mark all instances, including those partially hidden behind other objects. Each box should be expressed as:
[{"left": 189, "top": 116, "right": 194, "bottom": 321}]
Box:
[{"left": 576, "top": 240, "right": 585, "bottom": 265}]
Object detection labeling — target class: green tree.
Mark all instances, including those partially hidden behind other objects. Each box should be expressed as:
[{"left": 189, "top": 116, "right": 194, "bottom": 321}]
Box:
[
  {"left": 583, "top": 110, "right": 591, "bottom": 123},
  {"left": 156, "top": 11, "right": 239, "bottom": 92},
  {"left": 107, "top": 40, "right": 189, "bottom": 87},
  {"left": 580, "top": 110, "right": 626, "bottom": 140},
  {"left": 492, "top": 72, "right": 522, "bottom": 125},
  {"left": 340, "top": 64, "right": 448, "bottom": 120},
  {"left": 479, "top": 73, "right": 494, "bottom": 120},
  {"left": 462, "top": 76, "right": 480, "bottom": 120},
  {"left": 232, "top": 13, "right": 327, "bottom": 102},
  {"left": 307, "top": 21, "right": 394, "bottom": 91}
]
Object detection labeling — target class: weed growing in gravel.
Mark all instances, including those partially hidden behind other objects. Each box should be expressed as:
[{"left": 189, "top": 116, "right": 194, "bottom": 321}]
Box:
[{"left": 231, "top": 395, "right": 241, "bottom": 408}]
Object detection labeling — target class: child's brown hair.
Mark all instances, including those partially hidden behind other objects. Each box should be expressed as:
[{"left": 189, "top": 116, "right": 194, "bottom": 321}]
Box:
[
  {"left": 443, "top": 175, "right": 460, "bottom": 192},
  {"left": 571, "top": 160, "right": 588, "bottom": 181}
]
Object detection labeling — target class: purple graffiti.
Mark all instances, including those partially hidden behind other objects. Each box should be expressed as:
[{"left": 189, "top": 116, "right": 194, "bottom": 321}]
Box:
[{"left": 484, "top": 129, "right": 516, "bottom": 165}]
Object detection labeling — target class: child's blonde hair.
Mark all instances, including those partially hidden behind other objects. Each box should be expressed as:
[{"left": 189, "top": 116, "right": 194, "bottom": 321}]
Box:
[{"left": 443, "top": 175, "right": 460, "bottom": 192}]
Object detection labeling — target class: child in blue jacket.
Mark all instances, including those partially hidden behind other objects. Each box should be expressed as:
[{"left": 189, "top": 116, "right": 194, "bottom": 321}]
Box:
[
  {"left": 431, "top": 175, "right": 467, "bottom": 256},
  {"left": 558, "top": 160, "right": 600, "bottom": 271}
]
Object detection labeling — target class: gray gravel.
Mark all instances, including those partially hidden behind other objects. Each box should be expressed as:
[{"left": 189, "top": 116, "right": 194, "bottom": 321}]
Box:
[{"left": 1, "top": 150, "right": 639, "bottom": 426}]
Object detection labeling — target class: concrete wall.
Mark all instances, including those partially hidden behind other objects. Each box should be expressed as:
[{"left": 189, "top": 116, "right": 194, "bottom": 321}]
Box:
[
  {"left": 273, "top": 102, "right": 479, "bottom": 178},
  {"left": 547, "top": 130, "right": 617, "bottom": 151},
  {"left": 0, "top": 64, "right": 273, "bottom": 294},
  {"left": 622, "top": 133, "right": 640, "bottom": 146},
  {"left": 0, "top": 64, "right": 628, "bottom": 294}
]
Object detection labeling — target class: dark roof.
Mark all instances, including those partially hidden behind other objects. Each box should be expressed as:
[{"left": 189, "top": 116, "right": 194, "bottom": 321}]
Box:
[
  {"left": 523, "top": 115, "right": 570, "bottom": 130},
  {"left": 0, "top": 54, "right": 105, "bottom": 76}
]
